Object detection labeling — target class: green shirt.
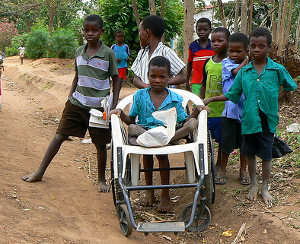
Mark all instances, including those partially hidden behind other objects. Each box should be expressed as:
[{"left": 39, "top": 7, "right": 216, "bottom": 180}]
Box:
[
  {"left": 70, "top": 42, "right": 119, "bottom": 110},
  {"left": 204, "top": 57, "right": 225, "bottom": 117},
  {"left": 225, "top": 57, "right": 297, "bottom": 135}
]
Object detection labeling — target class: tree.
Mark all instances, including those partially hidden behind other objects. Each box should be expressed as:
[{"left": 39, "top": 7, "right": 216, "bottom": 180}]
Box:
[
  {"left": 0, "top": 18, "right": 18, "bottom": 50},
  {"left": 183, "top": 0, "right": 194, "bottom": 63}
]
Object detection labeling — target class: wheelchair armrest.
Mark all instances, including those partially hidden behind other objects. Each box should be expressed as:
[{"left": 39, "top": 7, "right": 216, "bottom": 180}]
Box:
[{"left": 111, "top": 114, "right": 127, "bottom": 146}]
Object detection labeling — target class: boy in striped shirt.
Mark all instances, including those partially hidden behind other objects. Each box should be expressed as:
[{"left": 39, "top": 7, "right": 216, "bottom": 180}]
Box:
[{"left": 22, "top": 14, "right": 121, "bottom": 193}]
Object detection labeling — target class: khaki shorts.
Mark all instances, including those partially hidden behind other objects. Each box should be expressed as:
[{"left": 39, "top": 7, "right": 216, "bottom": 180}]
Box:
[{"left": 56, "top": 100, "right": 111, "bottom": 145}]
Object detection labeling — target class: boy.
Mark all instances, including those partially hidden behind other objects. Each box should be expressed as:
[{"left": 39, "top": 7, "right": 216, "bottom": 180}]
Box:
[
  {"left": 22, "top": 14, "right": 121, "bottom": 193},
  {"left": 186, "top": 18, "right": 215, "bottom": 95},
  {"left": 131, "top": 15, "right": 186, "bottom": 89},
  {"left": 111, "top": 30, "right": 130, "bottom": 83},
  {"left": 218, "top": 32, "right": 249, "bottom": 185},
  {"left": 110, "top": 56, "right": 209, "bottom": 212},
  {"left": 200, "top": 27, "right": 230, "bottom": 181},
  {"left": 203, "top": 27, "right": 297, "bottom": 205},
  {"left": 18, "top": 44, "right": 25, "bottom": 65}
]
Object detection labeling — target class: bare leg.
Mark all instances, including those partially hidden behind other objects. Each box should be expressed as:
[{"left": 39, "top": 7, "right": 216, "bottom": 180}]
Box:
[
  {"left": 157, "top": 155, "right": 170, "bottom": 212},
  {"left": 128, "top": 124, "right": 146, "bottom": 145},
  {"left": 261, "top": 159, "right": 273, "bottom": 206},
  {"left": 95, "top": 144, "right": 108, "bottom": 192},
  {"left": 170, "top": 118, "right": 198, "bottom": 143},
  {"left": 141, "top": 155, "right": 155, "bottom": 206},
  {"left": 214, "top": 144, "right": 222, "bottom": 173},
  {"left": 246, "top": 155, "right": 258, "bottom": 201},
  {"left": 239, "top": 154, "right": 250, "bottom": 185},
  {"left": 215, "top": 151, "right": 228, "bottom": 184},
  {"left": 22, "top": 134, "right": 68, "bottom": 182}
]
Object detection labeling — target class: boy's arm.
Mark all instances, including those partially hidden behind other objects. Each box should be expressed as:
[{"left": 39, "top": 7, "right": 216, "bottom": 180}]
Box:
[
  {"left": 231, "top": 57, "right": 248, "bottom": 76},
  {"left": 109, "top": 108, "right": 135, "bottom": 125},
  {"left": 133, "top": 75, "right": 150, "bottom": 89},
  {"left": 186, "top": 105, "right": 210, "bottom": 120},
  {"left": 68, "top": 65, "right": 78, "bottom": 99},
  {"left": 111, "top": 75, "right": 122, "bottom": 110},
  {"left": 203, "top": 94, "right": 228, "bottom": 105},
  {"left": 168, "top": 69, "right": 186, "bottom": 86},
  {"left": 199, "top": 59, "right": 209, "bottom": 99},
  {"left": 185, "top": 61, "right": 193, "bottom": 91}
]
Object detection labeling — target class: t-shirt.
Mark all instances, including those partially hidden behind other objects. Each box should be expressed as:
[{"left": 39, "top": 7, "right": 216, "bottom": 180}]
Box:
[
  {"left": 188, "top": 39, "right": 215, "bottom": 85},
  {"left": 18, "top": 47, "right": 25, "bottom": 55},
  {"left": 131, "top": 42, "right": 185, "bottom": 85},
  {"left": 70, "top": 42, "right": 119, "bottom": 110},
  {"left": 225, "top": 57, "right": 297, "bottom": 135},
  {"left": 111, "top": 44, "right": 130, "bottom": 68},
  {"left": 202, "top": 57, "right": 224, "bottom": 117},
  {"left": 129, "top": 87, "right": 189, "bottom": 129}
]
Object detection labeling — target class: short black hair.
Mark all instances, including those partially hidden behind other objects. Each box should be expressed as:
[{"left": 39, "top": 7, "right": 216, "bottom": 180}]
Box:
[
  {"left": 141, "top": 15, "right": 165, "bottom": 38},
  {"left": 249, "top": 27, "right": 272, "bottom": 46},
  {"left": 196, "top": 18, "right": 212, "bottom": 29},
  {"left": 115, "top": 30, "right": 124, "bottom": 36},
  {"left": 212, "top": 27, "right": 230, "bottom": 40},
  {"left": 84, "top": 14, "right": 103, "bottom": 29},
  {"left": 229, "top": 32, "right": 248, "bottom": 49},
  {"left": 148, "top": 56, "right": 171, "bottom": 75}
]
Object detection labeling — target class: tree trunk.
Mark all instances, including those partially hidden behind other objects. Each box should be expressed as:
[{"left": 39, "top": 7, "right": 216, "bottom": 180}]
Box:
[
  {"left": 240, "top": 0, "right": 247, "bottom": 34},
  {"left": 278, "top": 0, "right": 288, "bottom": 55},
  {"left": 131, "top": 0, "right": 141, "bottom": 27},
  {"left": 161, "top": 0, "right": 165, "bottom": 42},
  {"left": 248, "top": 0, "right": 253, "bottom": 35},
  {"left": 234, "top": 0, "right": 240, "bottom": 32},
  {"left": 293, "top": 12, "right": 300, "bottom": 51},
  {"left": 149, "top": 0, "right": 157, "bottom": 15},
  {"left": 271, "top": 0, "right": 276, "bottom": 40},
  {"left": 217, "top": 0, "right": 226, "bottom": 28},
  {"left": 275, "top": 0, "right": 283, "bottom": 43},
  {"left": 183, "top": 0, "right": 194, "bottom": 63},
  {"left": 285, "top": 0, "right": 294, "bottom": 44}
]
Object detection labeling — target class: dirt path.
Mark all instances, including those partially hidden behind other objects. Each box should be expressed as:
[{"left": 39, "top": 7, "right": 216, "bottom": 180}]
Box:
[{"left": 0, "top": 56, "right": 299, "bottom": 243}]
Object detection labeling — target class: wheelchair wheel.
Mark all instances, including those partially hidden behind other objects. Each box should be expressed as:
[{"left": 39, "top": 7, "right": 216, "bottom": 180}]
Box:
[
  {"left": 181, "top": 203, "right": 211, "bottom": 232},
  {"left": 118, "top": 204, "right": 133, "bottom": 237},
  {"left": 204, "top": 131, "right": 215, "bottom": 209}
]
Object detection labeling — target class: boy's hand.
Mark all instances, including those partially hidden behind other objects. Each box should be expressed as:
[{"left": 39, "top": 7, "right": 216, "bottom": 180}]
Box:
[
  {"left": 185, "top": 82, "right": 191, "bottom": 91},
  {"left": 117, "top": 59, "right": 121, "bottom": 63},
  {"left": 109, "top": 108, "right": 122, "bottom": 119},
  {"left": 196, "top": 105, "right": 210, "bottom": 114},
  {"left": 202, "top": 98, "right": 211, "bottom": 106}
]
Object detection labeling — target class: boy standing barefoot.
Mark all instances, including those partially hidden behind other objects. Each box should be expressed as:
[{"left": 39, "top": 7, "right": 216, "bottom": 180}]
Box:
[
  {"left": 22, "top": 14, "right": 121, "bottom": 192},
  {"left": 203, "top": 27, "right": 297, "bottom": 205}
]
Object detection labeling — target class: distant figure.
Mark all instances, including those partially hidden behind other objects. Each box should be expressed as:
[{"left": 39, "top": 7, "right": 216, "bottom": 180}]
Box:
[
  {"left": 111, "top": 30, "right": 130, "bottom": 84},
  {"left": 18, "top": 45, "right": 25, "bottom": 64},
  {"left": 0, "top": 58, "right": 4, "bottom": 111}
]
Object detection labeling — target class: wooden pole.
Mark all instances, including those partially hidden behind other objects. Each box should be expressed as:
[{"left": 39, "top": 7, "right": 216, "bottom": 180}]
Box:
[
  {"left": 183, "top": 0, "right": 194, "bottom": 63},
  {"left": 234, "top": 0, "right": 240, "bottom": 32},
  {"left": 248, "top": 0, "right": 253, "bottom": 35},
  {"left": 217, "top": 0, "right": 227, "bottom": 28},
  {"left": 240, "top": 0, "right": 247, "bottom": 34},
  {"left": 149, "top": 0, "right": 157, "bottom": 15}
]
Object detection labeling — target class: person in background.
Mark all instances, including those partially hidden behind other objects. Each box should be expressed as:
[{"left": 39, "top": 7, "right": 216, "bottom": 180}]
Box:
[{"left": 18, "top": 45, "right": 25, "bottom": 65}]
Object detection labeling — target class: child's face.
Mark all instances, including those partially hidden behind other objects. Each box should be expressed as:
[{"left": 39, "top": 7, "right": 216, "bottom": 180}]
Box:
[
  {"left": 228, "top": 42, "right": 247, "bottom": 64},
  {"left": 211, "top": 32, "right": 228, "bottom": 54},
  {"left": 249, "top": 36, "right": 270, "bottom": 61},
  {"left": 196, "top": 22, "right": 211, "bottom": 41},
  {"left": 138, "top": 22, "right": 149, "bottom": 48},
  {"left": 148, "top": 65, "right": 170, "bottom": 91},
  {"left": 83, "top": 21, "right": 104, "bottom": 44},
  {"left": 116, "top": 33, "right": 124, "bottom": 44}
]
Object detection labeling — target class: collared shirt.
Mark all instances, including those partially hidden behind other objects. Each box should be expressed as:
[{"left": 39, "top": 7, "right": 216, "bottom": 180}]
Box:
[
  {"left": 225, "top": 57, "right": 297, "bottom": 135},
  {"left": 188, "top": 39, "right": 215, "bottom": 85},
  {"left": 131, "top": 42, "right": 185, "bottom": 84},
  {"left": 222, "top": 58, "right": 245, "bottom": 122},
  {"left": 129, "top": 88, "right": 189, "bottom": 129},
  {"left": 111, "top": 43, "right": 130, "bottom": 68},
  {"left": 70, "top": 42, "right": 119, "bottom": 110}
]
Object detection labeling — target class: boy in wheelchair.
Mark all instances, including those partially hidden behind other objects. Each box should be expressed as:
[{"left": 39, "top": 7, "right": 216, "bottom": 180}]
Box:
[{"left": 109, "top": 56, "right": 209, "bottom": 212}]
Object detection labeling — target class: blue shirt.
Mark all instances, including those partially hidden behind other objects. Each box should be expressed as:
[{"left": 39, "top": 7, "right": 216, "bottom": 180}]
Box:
[
  {"left": 129, "top": 88, "right": 189, "bottom": 129},
  {"left": 111, "top": 44, "right": 130, "bottom": 68},
  {"left": 225, "top": 57, "right": 297, "bottom": 135},
  {"left": 222, "top": 58, "right": 245, "bottom": 122}
]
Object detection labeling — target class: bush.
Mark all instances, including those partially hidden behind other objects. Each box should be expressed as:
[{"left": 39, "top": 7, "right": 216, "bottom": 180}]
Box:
[
  {"left": 5, "top": 33, "right": 28, "bottom": 56},
  {"left": 0, "top": 18, "right": 18, "bottom": 51},
  {"left": 48, "top": 28, "right": 78, "bottom": 58},
  {"left": 26, "top": 25, "right": 50, "bottom": 59}
]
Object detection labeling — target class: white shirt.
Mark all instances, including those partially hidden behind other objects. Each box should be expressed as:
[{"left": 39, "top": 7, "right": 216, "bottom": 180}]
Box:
[
  {"left": 18, "top": 47, "right": 25, "bottom": 55},
  {"left": 131, "top": 42, "right": 185, "bottom": 84}
]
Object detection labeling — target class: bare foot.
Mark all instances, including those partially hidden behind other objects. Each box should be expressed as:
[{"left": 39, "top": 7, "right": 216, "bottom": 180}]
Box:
[
  {"left": 22, "top": 172, "right": 43, "bottom": 182},
  {"left": 247, "top": 185, "right": 258, "bottom": 201},
  {"left": 98, "top": 180, "right": 109, "bottom": 193},
  {"left": 140, "top": 190, "right": 155, "bottom": 206},
  {"left": 215, "top": 170, "right": 226, "bottom": 185},
  {"left": 261, "top": 188, "right": 274, "bottom": 207},
  {"left": 158, "top": 197, "right": 171, "bottom": 213}
]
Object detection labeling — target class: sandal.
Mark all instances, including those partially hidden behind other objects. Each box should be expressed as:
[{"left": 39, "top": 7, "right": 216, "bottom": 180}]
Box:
[
  {"left": 215, "top": 176, "right": 226, "bottom": 185},
  {"left": 239, "top": 176, "right": 250, "bottom": 185}
]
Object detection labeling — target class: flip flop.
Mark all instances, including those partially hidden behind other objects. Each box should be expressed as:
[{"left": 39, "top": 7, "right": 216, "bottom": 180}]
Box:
[
  {"left": 215, "top": 176, "right": 226, "bottom": 185},
  {"left": 239, "top": 176, "right": 250, "bottom": 185}
]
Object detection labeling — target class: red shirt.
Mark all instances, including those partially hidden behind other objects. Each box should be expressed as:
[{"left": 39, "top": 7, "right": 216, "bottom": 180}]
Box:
[{"left": 188, "top": 39, "right": 215, "bottom": 85}]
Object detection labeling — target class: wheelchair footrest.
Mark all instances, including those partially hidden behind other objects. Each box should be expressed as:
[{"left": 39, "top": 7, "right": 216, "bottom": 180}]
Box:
[{"left": 137, "top": 222, "right": 185, "bottom": 232}]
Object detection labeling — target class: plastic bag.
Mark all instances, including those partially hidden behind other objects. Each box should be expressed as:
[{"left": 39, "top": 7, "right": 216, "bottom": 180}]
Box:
[
  {"left": 272, "top": 136, "right": 293, "bottom": 158},
  {"left": 136, "top": 107, "right": 177, "bottom": 147}
]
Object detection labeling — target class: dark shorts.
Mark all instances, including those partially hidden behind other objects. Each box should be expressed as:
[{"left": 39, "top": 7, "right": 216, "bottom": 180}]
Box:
[
  {"left": 241, "top": 110, "right": 274, "bottom": 161},
  {"left": 221, "top": 118, "right": 243, "bottom": 154},
  {"left": 56, "top": 100, "right": 111, "bottom": 145},
  {"left": 208, "top": 117, "right": 222, "bottom": 144}
]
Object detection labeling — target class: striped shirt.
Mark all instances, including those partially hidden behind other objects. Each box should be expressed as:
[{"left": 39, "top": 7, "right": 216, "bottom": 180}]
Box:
[
  {"left": 70, "top": 42, "right": 119, "bottom": 110},
  {"left": 131, "top": 42, "right": 185, "bottom": 84},
  {"left": 188, "top": 39, "right": 215, "bottom": 85}
]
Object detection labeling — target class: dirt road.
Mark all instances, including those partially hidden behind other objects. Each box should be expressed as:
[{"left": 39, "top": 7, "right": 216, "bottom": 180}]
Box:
[{"left": 0, "top": 56, "right": 299, "bottom": 243}]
